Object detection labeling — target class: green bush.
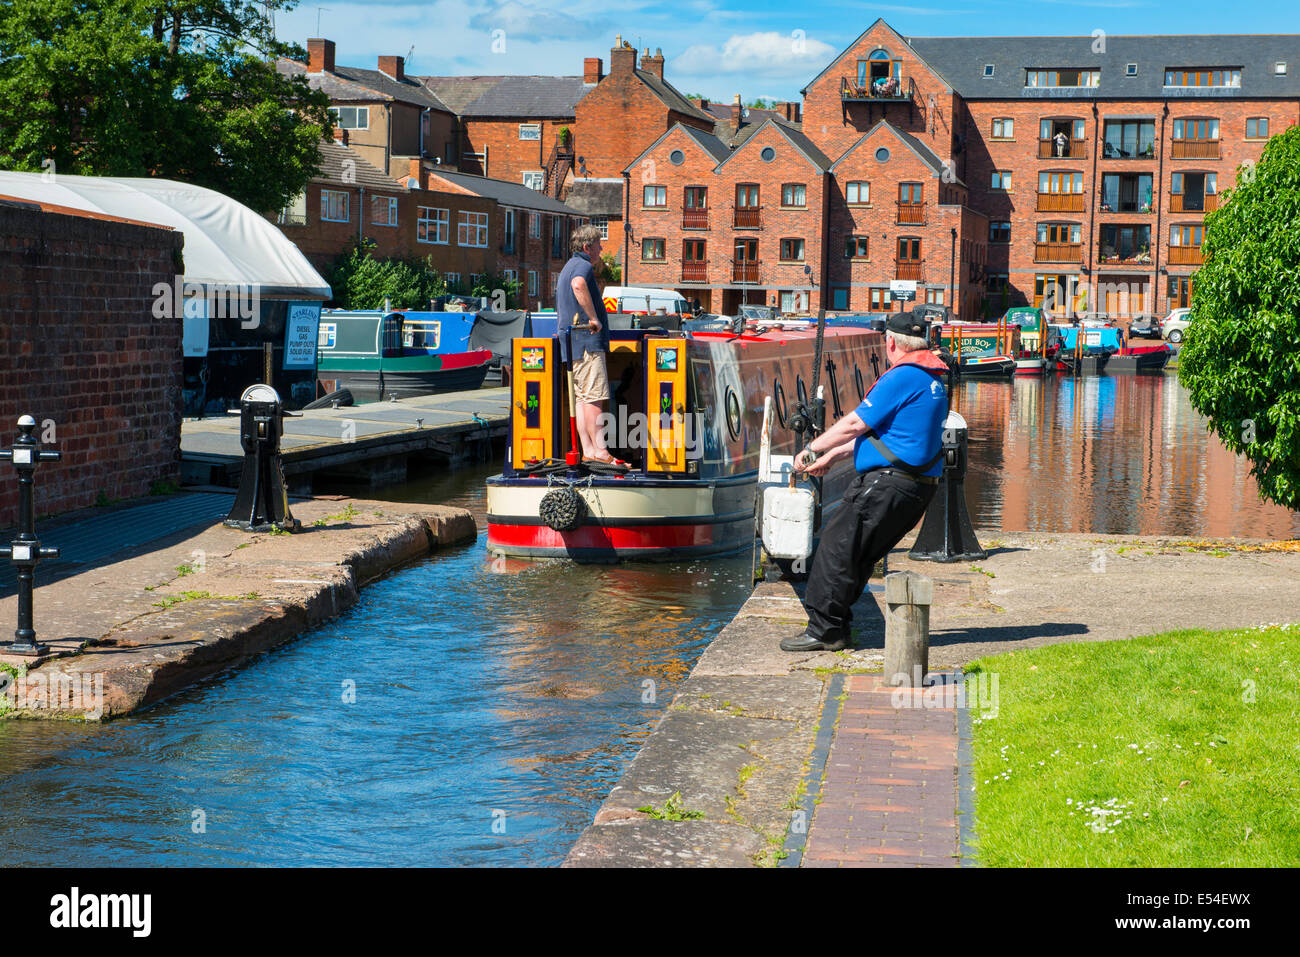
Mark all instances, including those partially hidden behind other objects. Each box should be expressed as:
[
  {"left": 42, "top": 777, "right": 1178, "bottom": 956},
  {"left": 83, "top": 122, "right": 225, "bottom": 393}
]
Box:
[
  {"left": 327, "top": 242, "right": 447, "bottom": 310},
  {"left": 1178, "top": 125, "right": 1300, "bottom": 510}
]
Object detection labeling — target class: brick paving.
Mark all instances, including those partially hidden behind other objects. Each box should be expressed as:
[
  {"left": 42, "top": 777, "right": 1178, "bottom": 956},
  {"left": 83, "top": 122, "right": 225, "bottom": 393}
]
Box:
[{"left": 803, "top": 674, "right": 960, "bottom": 867}]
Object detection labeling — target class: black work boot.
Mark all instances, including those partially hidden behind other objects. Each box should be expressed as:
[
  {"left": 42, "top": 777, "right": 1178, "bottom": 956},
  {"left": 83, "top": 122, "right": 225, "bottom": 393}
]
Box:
[{"left": 780, "top": 632, "right": 849, "bottom": 653}]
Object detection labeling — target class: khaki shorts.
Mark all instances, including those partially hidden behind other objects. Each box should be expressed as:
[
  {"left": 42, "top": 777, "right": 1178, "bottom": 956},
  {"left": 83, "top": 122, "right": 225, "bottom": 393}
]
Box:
[{"left": 571, "top": 349, "right": 609, "bottom": 404}]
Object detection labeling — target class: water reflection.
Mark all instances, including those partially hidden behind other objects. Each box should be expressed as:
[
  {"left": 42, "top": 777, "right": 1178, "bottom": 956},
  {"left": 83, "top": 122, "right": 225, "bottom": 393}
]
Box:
[{"left": 955, "top": 374, "right": 1300, "bottom": 539}]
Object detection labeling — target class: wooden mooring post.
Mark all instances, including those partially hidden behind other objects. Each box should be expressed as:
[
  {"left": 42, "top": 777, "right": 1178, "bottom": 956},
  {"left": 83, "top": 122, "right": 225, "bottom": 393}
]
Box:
[{"left": 883, "top": 570, "right": 933, "bottom": 686}]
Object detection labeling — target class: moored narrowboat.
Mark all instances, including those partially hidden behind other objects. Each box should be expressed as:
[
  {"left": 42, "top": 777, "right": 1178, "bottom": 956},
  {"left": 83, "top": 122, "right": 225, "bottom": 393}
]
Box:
[
  {"left": 485, "top": 324, "right": 887, "bottom": 562},
  {"left": 316, "top": 310, "right": 493, "bottom": 403}
]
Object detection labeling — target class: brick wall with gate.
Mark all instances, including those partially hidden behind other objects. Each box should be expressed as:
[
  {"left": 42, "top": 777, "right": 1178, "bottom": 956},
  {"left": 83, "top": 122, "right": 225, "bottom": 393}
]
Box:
[{"left": 0, "top": 201, "right": 184, "bottom": 521}]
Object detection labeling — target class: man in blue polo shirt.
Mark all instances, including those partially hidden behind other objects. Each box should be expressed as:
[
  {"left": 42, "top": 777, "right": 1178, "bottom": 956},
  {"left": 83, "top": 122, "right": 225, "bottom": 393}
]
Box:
[{"left": 781, "top": 309, "right": 950, "bottom": 652}]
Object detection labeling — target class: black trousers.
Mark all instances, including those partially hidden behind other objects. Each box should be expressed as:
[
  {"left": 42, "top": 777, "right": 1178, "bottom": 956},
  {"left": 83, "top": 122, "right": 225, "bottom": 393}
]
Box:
[{"left": 803, "top": 469, "right": 937, "bottom": 644}]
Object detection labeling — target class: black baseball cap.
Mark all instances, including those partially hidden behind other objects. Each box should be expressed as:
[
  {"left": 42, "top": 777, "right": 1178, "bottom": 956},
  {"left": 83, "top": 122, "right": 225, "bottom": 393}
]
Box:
[{"left": 885, "top": 309, "right": 928, "bottom": 337}]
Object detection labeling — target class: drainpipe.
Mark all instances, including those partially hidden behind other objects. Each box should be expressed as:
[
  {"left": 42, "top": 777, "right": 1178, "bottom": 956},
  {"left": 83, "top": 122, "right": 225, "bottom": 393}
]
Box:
[
  {"left": 419, "top": 107, "right": 429, "bottom": 158},
  {"left": 1153, "top": 101, "right": 1168, "bottom": 316},
  {"left": 1087, "top": 102, "right": 1099, "bottom": 319},
  {"left": 622, "top": 169, "right": 632, "bottom": 285},
  {"left": 359, "top": 185, "right": 366, "bottom": 246},
  {"left": 950, "top": 227, "right": 957, "bottom": 317}
]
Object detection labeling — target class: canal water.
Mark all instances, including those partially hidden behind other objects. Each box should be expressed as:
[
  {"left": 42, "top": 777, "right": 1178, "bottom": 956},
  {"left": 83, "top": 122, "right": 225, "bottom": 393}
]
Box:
[{"left": 0, "top": 373, "right": 1294, "bottom": 866}]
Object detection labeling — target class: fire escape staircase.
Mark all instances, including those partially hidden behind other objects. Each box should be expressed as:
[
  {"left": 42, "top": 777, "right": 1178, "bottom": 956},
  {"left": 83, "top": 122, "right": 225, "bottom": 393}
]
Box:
[{"left": 544, "top": 140, "right": 575, "bottom": 198}]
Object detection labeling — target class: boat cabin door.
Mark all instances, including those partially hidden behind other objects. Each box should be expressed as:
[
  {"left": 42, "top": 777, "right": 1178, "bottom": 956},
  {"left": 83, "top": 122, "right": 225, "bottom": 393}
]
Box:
[{"left": 644, "top": 338, "right": 687, "bottom": 474}]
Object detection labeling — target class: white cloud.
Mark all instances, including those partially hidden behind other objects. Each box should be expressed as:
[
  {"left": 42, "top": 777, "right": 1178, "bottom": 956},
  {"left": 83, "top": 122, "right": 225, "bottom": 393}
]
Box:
[
  {"left": 673, "top": 31, "right": 837, "bottom": 78},
  {"left": 467, "top": 0, "right": 606, "bottom": 39}
]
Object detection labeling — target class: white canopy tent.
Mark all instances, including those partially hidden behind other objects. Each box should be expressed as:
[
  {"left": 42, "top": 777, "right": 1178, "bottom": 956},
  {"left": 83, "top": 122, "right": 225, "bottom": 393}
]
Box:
[{"left": 0, "top": 171, "right": 330, "bottom": 300}]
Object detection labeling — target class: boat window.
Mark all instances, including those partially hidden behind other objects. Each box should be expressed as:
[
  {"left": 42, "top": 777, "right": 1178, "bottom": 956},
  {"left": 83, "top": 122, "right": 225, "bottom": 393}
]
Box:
[
  {"left": 773, "top": 380, "right": 788, "bottom": 428},
  {"left": 725, "top": 387, "right": 742, "bottom": 440},
  {"left": 854, "top": 365, "right": 865, "bottom": 400}
]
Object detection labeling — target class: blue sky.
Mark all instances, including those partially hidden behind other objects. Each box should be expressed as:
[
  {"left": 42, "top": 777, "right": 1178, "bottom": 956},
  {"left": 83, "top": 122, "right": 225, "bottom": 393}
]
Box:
[{"left": 276, "top": 0, "right": 1300, "bottom": 101}]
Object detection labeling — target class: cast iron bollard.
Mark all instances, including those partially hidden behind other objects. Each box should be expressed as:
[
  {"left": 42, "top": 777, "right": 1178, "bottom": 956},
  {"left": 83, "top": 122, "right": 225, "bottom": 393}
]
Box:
[
  {"left": 1, "top": 415, "right": 62, "bottom": 656},
  {"left": 224, "top": 384, "right": 300, "bottom": 532},
  {"left": 883, "top": 571, "right": 932, "bottom": 687},
  {"left": 909, "top": 410, "right": 987, "bottom": 562}
]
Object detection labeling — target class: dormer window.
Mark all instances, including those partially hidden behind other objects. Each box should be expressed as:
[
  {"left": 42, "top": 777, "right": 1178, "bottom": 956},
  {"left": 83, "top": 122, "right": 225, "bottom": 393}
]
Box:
[
  {"left": 1164, "top": 68, "right": 1242, "bottom": 87},
  {"left": 1026, "top": 69, "right": 1100, "bottom": 88}
]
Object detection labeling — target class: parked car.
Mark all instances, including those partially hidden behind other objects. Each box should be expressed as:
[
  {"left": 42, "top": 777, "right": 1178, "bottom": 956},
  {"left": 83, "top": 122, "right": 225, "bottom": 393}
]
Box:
[
  {"left": 1162, "top": 307, "right": 1193, "bottom": 343},
  {"left": 1127, "top": 315, "right": 1163, "bottom": 339},
  {"left": 600, "top": 286, "right": 692, "bottom": 315}
]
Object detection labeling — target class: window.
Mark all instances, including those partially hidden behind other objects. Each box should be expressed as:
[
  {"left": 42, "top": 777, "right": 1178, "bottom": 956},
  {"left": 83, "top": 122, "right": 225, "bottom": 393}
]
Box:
[
  {"left": 1170, "top": 224, "right": 1203, "bottom": 247},
  {"left": 643, "top": 185, "right": 667, "bottom": 207},
  {"left": 1100, "top": 173, "right": 1153, "bottom": 212},
  {"left": 328, "top": 106, "right": 369, "bottom": 129},
  {"left": 761, "top": 147, "right": 776, "bottom": 162},
  {"left": 458, "top": 210, "right": 488, "bottom": 247},
  {"left": 320, "top": 189, "right": 349, "bottom": 222},
  {"left": 445, "top": 272, "right": 462, "bottom": 292},
  {"left": 780, "top": 238, "right": 805, "bottom": 261},
  {"left": 684, "top": 186, "right": 707, "bottom": 209},
  {"left": 925, "top": 288, "right": 944, "bottom": 305},
  {"left": 642, "top": 238, "right": 666, "bottom": 261},
  {"left": 1164, "top": 68, "right": 1241, "bottom": 88},
  {"left": 899, "top": 182, "right": 923, "bottom": 204},
  {"left": 528, "top": 271, "right": 539, "bottom": 297},
  {"left": 989, "top": 221, "right": 1011, "bottom": 243},
  {"left": 1126, "top": 63, "right": 1138, "bottom": 76},
  {"left": 519, "top": 123, "right": 541, "bottom": 141},
  {"left": 870, "top": 287, "right": 892, "bottom": 310},
  {"left": 551, "top": 217, "right": 565, "bottom": 259},
  {"left": 832, "top": 287, "right": 849, "bottom": 310},
  {"left": 1168, "top": 276, "right": 1193, "bottom": 308},
  {"left": 780, "top": 291, "right": 808, "bottom": 313},
  {"left": 845, "top": 236, "right": 869, "bottom": 259},
  {"left": 991, "top": 117, "right": 1014, "bottom": 139},
  {"left": 1098, "top": 225, "right": 1150, "bottom": 261},
  {"left": 1026, "top": 69, "right": 1100, "bottom": 88},
  {"left": 503, "top": 208, "right": 516, "bottom": 253},
  {"left": 845, "top": 181, "right": 870, "bottom": 204},
  {"left": 591, "top": 216, "right": 608, "bottom": 239},
  {"left": 529, "top": 213, "right": 542, "bottom": 239},
  {"left": 277, "top": 191, "right": 306, "bottom": 226},
  {"left": 1037, "top": 223, "right": 1081, "bottom": 243},
  {"left": 991, "top": 170, "right": 1012, "bottom": 191},
  {"left": 983, "top": 64, "right": 995, "bottom": 78},
  {"left": 1171, "top": 172, "right": 1216, "bottom": 210},
  {"left": 522, "top": 171, "right": 544, "bottom": 191},
  {"left": 1039, "top": 171, "right": 1083, "bottom": 194},
  {"left": 1276, "top": 62, "right": 1289, "bottom": 76},
  {"left": 669, "top": 149, "right": 685, "bottom": 165},
  {"left": 503, "top": 269, "right": 517, "bottom": 284},
  {"left": 417, "top": 206, "right": 448, "bottom": 244},
  {"left": 370, "top": 195, "right": 398, "bottom": 227},
  {"left": 683, "top": 239, "right": 706, "bottom": 261},
  {"left": 781, "top": 184, "right": 806, "bottom": 207},
  {"left": 897, "top": 238, "right": 921, "bottom": 261},
  {"left": 1246, "top": 117, "right": 1270, "bottom": 139},
  {"left": 1102, "top": 119, "right": 1156, "bottom": 158},
  {"left": 736, "top": 184, "right": 760, "bottom": 208},
  {"left": 987, "top": 273, "right": 1009, "bottom": 296}
]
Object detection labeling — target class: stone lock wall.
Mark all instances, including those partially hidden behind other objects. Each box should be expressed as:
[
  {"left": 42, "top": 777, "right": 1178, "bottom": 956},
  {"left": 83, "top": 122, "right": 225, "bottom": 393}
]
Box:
[{"left": 0, "top": 202, "right": 184, "bottom": 521}]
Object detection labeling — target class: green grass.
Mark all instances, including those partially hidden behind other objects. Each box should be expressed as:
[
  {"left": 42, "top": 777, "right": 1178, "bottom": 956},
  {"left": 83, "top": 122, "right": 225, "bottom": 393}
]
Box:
[{"left": 966, "top": 623, "right": 1300, "bottom": 867}]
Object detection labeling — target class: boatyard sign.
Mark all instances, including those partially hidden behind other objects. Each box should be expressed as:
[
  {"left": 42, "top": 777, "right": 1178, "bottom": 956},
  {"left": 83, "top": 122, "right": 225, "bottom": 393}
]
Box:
[
  {"left": 283, "top": 303, "right": 322, "bottom": 369},
  {"left": 889, "top": 280, "right": 917, "bottom": 302}
]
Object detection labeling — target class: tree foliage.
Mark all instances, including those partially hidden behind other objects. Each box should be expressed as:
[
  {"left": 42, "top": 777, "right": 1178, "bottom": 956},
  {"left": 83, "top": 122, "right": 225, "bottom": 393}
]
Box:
[
  {"left": 0, "top": 0, "right": 333, "bottom": 213},
  {"left": 1178, "top": 124, "right": 1300, "bottom": 511},
  {"left": 327, "top": 244, "right": 448, "bottom": 310}
]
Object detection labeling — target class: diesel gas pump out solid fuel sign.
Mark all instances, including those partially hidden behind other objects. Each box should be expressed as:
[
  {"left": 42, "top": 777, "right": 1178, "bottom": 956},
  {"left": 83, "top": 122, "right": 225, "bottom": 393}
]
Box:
[{"left": 283, "top": 302, "right": 322, "bottom": 369}]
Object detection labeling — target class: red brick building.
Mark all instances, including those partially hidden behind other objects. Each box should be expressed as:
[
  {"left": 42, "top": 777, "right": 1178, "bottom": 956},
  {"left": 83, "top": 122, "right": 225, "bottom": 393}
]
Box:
[{"left": 628, "top": 19, "right": 1300, "bottom": 319}]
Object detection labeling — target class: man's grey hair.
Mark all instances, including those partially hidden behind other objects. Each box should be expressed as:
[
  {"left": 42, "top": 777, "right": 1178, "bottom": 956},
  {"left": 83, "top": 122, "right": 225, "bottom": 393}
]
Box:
[
  {"left": 571, "top": 224, "right": 603, "bottom": 255},
  {"left": 887, "top": 330, "right": 929, "bottom": 352}
]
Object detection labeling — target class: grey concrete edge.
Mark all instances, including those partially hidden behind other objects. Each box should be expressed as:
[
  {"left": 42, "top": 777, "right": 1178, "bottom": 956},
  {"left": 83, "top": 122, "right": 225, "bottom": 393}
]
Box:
[{"left": 780, "top": 672, "right": 844, "bottom": 868}]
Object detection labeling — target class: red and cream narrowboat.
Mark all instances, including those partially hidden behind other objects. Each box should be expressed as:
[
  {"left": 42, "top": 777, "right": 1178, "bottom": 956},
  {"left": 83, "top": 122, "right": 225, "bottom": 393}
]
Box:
[{"left": 485, "top": 323, "right": 887, "bottom": 561}]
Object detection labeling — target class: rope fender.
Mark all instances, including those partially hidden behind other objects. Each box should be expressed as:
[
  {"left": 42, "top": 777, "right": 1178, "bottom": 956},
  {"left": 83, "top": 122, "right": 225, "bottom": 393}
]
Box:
[{"left": 538, "top": 476, "right": 588, "bottom": 532}]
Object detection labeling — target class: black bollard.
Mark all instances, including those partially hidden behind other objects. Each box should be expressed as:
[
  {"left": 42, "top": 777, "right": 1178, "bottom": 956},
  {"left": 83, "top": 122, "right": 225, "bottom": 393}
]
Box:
[
  {"left": 224, "top": 384, "right": 300, "bottom": 532},
  {"left": 1, "top": 415, "right": 62, "bottom": 656},
  {"left": 909, "top": 410, "right": 987, "bottom": 563}
]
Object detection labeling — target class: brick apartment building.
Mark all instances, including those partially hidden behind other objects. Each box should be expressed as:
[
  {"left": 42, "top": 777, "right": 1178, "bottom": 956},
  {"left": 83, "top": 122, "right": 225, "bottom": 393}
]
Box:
[
  {"left": 627, "top": 19, "right": 1300, "bottom": 319},
  {"left": 272, "top": 140, "right": 586, "bottom": 307}
]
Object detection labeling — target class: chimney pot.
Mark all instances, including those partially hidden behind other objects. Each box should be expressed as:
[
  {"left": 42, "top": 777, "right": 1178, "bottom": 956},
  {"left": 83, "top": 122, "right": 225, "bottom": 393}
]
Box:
[
  {"left": 610, "top": 38, "right": 636, "bottom": 74},
  {"left": 643, "top": 47, "right": 665, "bottom": 81},
  {"left": 308, "top": 38, "right": 335, "bottom": 74}
]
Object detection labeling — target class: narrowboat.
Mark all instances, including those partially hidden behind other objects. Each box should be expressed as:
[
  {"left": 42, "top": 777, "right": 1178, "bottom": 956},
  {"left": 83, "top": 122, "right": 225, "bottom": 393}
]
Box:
[
  {"left": 316, "top": 310, "right": 493, "bottom": 403},
  {"left": 1052, "top": 323, "right": 1121, "bottom": 374},
  {"left": 935, "top": 322, "right": 1017, "bottom": 378},
  {"left": 1000, "top": 307, "right": 1059, "bottom": 375},
  {"left": 485, "top": 324, "right": 887, "bottom": 561},
  {"left": 1108, "top": 342, "right": 1173, "bottom": 373}
]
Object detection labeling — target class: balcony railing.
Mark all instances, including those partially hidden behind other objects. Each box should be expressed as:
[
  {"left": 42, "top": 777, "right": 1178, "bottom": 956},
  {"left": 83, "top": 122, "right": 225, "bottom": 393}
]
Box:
[
  {"left": 1168, "top": 246, "right": 1203, "bottom": 266},
  {"left": 1171, "top": 139, "right": 1220, "bottom": 159},
  {"left": 896, "top": 202, "right": 926, "bottom": 225},
  {"left": 895, "top": 261, "right": 924, "bottom": 281},
  {"left": 681, "top": 261, "right": 708, "bottom": 282},
  {"left": 1034, "top": 242, "right": 1082, "bottom": 263},
  {"left": 732, "top": 262, "right": 761, "bottom": 283},
  {"left": 1170, "top": 193, "right": 1218, "bottom": 213},
  {"left": 1097, "top": 249, "right": 1154, "bottom": 266},
  {"left": 733, "top": 208, "right": 762, "bottom": 229},
  {"left": 1038, "top": 139, "right": 1088, "bottom": 159},
  {"left": 1037, "top": 193, "right": 1085, "bottom": 212},
  {"left": 682, "top": 208, "right": 709, "bottom": 230},
  {"left": 841, "top": 75, "right": 909, "bottom": 101}
]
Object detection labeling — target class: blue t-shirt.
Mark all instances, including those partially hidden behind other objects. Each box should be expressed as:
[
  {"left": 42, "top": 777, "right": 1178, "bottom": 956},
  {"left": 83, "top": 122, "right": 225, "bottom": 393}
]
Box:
[
  {"left": 554, "top": 252, "right": 608, "bottom": 362},
  {"left": 852, "top": 363, "right": 947, "bottom": 476}
]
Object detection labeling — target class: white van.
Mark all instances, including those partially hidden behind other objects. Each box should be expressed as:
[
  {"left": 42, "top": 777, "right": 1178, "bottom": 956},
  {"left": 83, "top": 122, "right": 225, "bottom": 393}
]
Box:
[{"left": 601, "top": 286, "right": 692, "bottom": 315}]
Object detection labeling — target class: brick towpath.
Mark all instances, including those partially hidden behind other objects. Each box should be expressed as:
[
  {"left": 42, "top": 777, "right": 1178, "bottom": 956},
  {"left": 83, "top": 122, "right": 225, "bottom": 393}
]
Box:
[{"left": 803, "top": 675, "right": 959, "bottom": 867}]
